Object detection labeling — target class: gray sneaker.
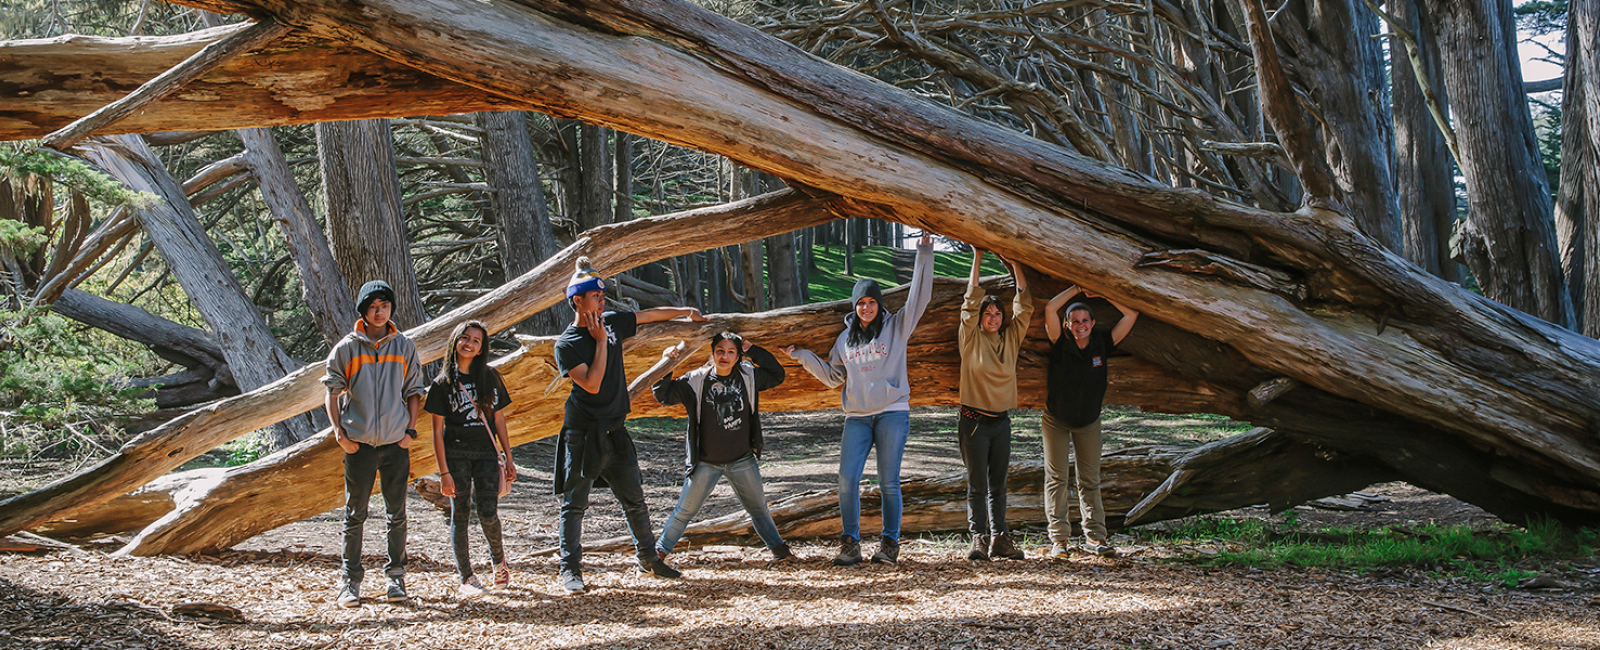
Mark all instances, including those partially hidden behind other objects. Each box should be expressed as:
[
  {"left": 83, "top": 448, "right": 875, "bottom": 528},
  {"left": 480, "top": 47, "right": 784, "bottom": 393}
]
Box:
[
  {"left": 384, "top": 575, "right": 407, "bottom": 603},
  {"left": 558, "top": 568, "right": 585, "bottom": 595},
  {"left": 1083, "top": 541, "right": 1118, "bottom": 558},
  {"left": 336, "top": 582, "right": 360, "bottom": 608},
  {"left": 1043, "top": 544, "right": 1072, "bottom": 560}
]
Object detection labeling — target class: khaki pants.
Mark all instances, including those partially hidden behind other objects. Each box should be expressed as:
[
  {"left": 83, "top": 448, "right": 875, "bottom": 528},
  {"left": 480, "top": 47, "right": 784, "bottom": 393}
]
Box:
[{"left": 1041, "top": 412, "right": 1106, "bottom": 544}]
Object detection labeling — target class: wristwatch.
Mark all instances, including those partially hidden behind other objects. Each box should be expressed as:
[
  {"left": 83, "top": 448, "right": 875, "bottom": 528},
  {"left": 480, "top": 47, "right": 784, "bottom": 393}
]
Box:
[{"left": 405, "top": 428, "right": 418, "bottom": 439}]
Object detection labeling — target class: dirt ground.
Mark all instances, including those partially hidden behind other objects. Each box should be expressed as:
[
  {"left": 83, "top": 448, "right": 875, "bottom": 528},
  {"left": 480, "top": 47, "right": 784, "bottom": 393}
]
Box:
[{"left": 3, "top": 407, "right": 1598, "bottom": 649}]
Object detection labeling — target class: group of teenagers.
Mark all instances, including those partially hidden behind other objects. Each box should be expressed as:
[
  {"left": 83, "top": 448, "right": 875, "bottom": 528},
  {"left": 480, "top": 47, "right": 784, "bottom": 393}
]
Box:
[{"left": 319, "top": 233, "right": 1139, "bottom": 606}]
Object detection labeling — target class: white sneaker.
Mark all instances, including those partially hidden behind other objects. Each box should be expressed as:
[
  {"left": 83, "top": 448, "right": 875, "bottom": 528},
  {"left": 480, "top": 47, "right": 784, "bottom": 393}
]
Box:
[{"left": 459, "top": 575, "right": 487, "bottom": 598}]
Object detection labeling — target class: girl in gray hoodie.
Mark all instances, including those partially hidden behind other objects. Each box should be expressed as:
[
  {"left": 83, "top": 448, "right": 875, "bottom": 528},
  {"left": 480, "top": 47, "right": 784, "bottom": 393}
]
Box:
[{"left": 785, "top": 233, "right": 935, "bottom": 566}]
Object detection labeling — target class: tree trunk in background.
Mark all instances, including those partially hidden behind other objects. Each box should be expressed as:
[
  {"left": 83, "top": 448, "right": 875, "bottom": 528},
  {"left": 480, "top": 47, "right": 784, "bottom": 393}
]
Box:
[
  {"left": 1425, "top": 0, "right": 1574, "bottom": 327},
  {"left": 1391, "top": 0, "right": 1462, "bottom": 284},
  {"left": 473, "top": 110, "right": 571, "bottom": 334},
  {"left": 767, "top": 232, "right": 802, "bottom": 308},
  {"left": 74, "top": 134, "right": 314, "bottom": 447},
  {"left": 236, "top": 127, "right": 352, "bottom": 346},
  {"left": 1557, "top": 0, "right": 1600, "bottom": 336},
  {"left": 575, "top": 122, "right": 612, "bottom": 232},
  {"left": 1283, "top": 0, "right": 1402, "bottom": 251},
  {"left": 614, "top": 131, "right": 633, "bottom": 223},
  {"left": 316, "top": 119, "right": 428, "bottom": 330},
  {"left": 53, "top": 288, "right": 237, "bottom": 407}
]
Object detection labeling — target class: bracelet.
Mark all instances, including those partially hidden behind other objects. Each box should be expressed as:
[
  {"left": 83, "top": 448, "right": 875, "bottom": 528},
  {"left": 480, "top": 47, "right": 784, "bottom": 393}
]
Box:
[{"left": 441, "top": 472, "right": 451, "bottom": 476}]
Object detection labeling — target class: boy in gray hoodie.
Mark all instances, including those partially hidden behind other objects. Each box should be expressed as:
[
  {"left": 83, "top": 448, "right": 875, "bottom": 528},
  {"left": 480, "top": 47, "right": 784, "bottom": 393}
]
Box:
[
  {"left": 784, "top": 233, "right": 935, "bottom": 566},
  {"left": 322, "top": 280, "right": 427, "bottom": 607}
]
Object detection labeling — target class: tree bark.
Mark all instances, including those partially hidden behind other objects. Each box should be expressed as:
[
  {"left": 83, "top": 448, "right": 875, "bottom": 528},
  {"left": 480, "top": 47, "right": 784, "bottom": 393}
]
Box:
[
  {"left": 1556, "top": 0, "right": 1600, "bottom": 336},
  {"left": 472, "top": 110, "right": 571, "bottom": 334},
  {"left": 0, "top": 27, "right": 521, "bottom": 141},
  {"left": 236, "top": 127, "right": 352, "bottom": 346},
  {"left": 71, "top": 134, "right": 314, "bottom": 446},
  {"left": 0, "top": 188, "right": 837, "bottom": 539},
  {"left": 1391, "top": 0, "right": 1462, "bottom": 284},
  {"left": 1424, "top": 0, "right": 1575, "bottom": 327},
  {"left": 315, "top": 119, "right": 428, "bottom": 330},
  {"left": 51, "top": 288, "right": 237, "bottom": 407}
]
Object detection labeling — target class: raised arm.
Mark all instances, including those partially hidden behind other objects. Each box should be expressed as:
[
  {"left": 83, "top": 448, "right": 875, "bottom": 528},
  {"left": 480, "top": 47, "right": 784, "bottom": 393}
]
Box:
[
  {"left": 746, "top": 343, "right": 786, "bottom": 391},
  {"left": 782, "top": 343, "right": 847, "bottom": 389},
  {"left": 1044, "top": 285, "right": 1082, "bottom": 344},
  {"left": 635, "top": 306, "right": 708, "bottom": 324},
  {"left": 1008, "top": 260, "right": 1034, "bottom": 334},
  {"left": 968, "top": 248, "right": 985, "bottom": 287},
  {"left": 567, "top": 311, "right": 609, "bottom": 394},
  {"left": 1105, "top": 296, "right": 1140, "bottom": 345},
  {"left": 650, "top": 344, "right": 694, "bottom": 407},
  {"left": 896, "top": 233, "right": 937, "bottom": 337}
]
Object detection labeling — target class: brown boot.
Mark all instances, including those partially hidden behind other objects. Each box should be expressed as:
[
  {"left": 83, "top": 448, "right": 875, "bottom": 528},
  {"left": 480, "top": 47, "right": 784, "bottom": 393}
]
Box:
[
  {"left": 968, "top": 534, "right": 991, "bottom": 561},
  {"left": 990, "top": 532, "right": 1026, "bottom": 560}
]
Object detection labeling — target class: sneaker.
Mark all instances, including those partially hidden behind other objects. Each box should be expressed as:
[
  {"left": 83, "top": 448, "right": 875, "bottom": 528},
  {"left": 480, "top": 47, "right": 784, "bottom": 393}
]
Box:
[
  {"left": 1083, "top": 541, "right": 1118, "bottom": 557},
  {"left": 832, "top": 535, "right": 863, "bottom": 566},
  {"left": 1043, "top": 543, "right": 1072, "bottom": 560},
  {"left": 458, "top": 575, "right": 487, "bottom": 599},
  {"left": 967, "top": 534, "right": 991, "bottom": 561},
  {"left": 990, "top": 532, "right": 1026, "bottom": 560},
  {"left": 336, "top": 582, "right": 360, "bottom": 608},
  {"left": 770, "top": 543, "right": 796, "bottom": 563},
  {"left": 558, "top": 568, "right": 585, "bottom": 595},
  {"left": 639, "top": 556, "right": 682, "bottom": 579},
  {"left": 492, "top": 562, "right": 511, "bottom": 590},
  {"left": 384, "top": 575, "right": 407, "bottom": 603},
  {"left": 870, "top": 536, "right": 899, "bottom": 564}
]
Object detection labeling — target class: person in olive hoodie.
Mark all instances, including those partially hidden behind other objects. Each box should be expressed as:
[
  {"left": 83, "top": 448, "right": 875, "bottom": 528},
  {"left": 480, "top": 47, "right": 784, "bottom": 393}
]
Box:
[
  {"left": 322, "top": 280, "right": 427, "bottom": 608},
  {"left": 956, "top": 249, "right": 1033, "bottom": 561},
  {"left": 652, "top": 332, "right": 793, "bottom": 563},
  {"left": 784, "top": 233, "right": 936, "bottom": 566}
]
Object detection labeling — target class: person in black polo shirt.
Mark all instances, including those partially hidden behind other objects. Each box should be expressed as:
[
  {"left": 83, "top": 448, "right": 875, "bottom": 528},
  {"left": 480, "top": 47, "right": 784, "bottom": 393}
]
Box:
[
  {"left": 553, "top": 257, "right": 706, "bottom": 594},
  {"left": 1041, "top": 285, "right": 1138, "bottom": 559}
]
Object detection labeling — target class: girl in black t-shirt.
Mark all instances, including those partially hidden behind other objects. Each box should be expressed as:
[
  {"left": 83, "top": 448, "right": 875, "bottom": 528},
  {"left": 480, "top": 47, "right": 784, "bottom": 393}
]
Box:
[{"left": 425, "top": 320, "right": 514, "bottom": 598}]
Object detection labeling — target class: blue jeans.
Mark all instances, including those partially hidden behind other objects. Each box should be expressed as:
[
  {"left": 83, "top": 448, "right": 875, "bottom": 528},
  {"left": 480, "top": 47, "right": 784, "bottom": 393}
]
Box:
[
  {"left": 656, "top": 454, "right": 785, "bottom": 555},
  {"left": 839, "top": 409, "right": 910, "bottom": 542},
  {"left": 558, "top": 426, "right": 656, "bottom": 571},
  {"left": 341, "top": 441, "right": 410, "bottom": 585}
]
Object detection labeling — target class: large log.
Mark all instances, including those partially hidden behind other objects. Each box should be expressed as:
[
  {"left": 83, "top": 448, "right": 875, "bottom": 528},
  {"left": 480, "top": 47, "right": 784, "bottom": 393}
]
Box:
[
  {"left": 576, "top": 428, "right": 1395, "bottom": 553},
  {"left": 116, "top": 0, "right": 1600, "bottom": 526},
  {"left": 0, "top": 27, "right": 518, "bottom": 141},
  {"left": 0, "top": 189, "right": 837, "bottom": 538},
  {"left": 63, "top": 275, "right": 1386, "bottom": 554}
]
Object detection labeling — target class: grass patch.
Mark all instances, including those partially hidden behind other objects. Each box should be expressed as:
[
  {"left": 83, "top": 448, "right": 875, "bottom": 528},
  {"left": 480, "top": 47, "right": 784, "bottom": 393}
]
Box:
[
  {"left": 1139, "top": 515, "right": 1599, "bottom": 586},
  {"left": 805, "top": 244, "right": 1005, "bottom": 303}
]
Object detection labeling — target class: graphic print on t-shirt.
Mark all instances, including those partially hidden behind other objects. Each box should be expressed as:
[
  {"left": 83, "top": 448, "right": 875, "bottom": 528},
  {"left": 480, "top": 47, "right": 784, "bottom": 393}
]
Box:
[
  {"left": 449, "top": 380, "right": 485, "bottom": 424},
  {"left": 708, "top": 375, "right": 747, "bottom": 432}
]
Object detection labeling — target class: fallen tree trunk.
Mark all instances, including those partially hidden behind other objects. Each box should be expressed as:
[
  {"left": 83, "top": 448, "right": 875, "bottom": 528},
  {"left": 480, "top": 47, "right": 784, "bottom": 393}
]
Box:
[
  {"left": 0, "top": 26, "right": 517, "bottom": 141},
  {"left": 0, "top": 189, "right": 837, "bottom": 538},
  {"left": 61, "top": 275, "right": 1382, "bottom": 554},
  {"left": 573, "top": 428, "right": 1394, "bottom": 553},
  {"left": 106, "top": 0, "right": 1600, "bottom": 527}
]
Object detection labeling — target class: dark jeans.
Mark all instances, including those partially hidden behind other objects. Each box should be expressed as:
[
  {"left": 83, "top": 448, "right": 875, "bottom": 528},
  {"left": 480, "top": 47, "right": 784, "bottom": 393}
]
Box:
[
  {"left": 445, "top": 452, "right": 505, "bottom": 581},
  {"left": 957, "top": 409, "right": 1012, "bottom": 536},
  {"left": 558, "top": 426, "right": 656, "bottom": 571},
  {"left": 342, "top": 441, "right": 410, "bottom": 585}
]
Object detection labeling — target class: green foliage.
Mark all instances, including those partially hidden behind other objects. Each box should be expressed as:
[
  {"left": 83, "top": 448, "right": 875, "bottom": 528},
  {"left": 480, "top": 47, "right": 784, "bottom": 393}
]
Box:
[
  {"left": 1140, "top": 514, "right": 1597, "bottom": 586},
  {"left": 1515, "top": 0, "right": 1568, "bottom": 36},
  {"left": 0, "top": 219, "right": 48, "bottom": 257},
  {"left": 0, "top": 144, "right": 160, "bottom": 210},
  {"left": 0, "top": 307, "right": 153, "bottom": 459}
]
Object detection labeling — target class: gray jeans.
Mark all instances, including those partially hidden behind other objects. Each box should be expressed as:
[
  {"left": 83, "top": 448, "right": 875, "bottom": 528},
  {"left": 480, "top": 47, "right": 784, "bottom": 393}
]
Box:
[
  {"left": 1041, "top": 412, "right": 1106, "bottom": 544},
  {"left": 342, "top": 441, "right": 410, "bottom": 585}
]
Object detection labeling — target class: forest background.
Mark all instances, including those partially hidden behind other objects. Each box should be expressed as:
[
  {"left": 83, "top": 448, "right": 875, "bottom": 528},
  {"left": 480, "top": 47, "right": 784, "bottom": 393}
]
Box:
[{"left": 0, "top": 0, "right": 1588, "bottom": 489}]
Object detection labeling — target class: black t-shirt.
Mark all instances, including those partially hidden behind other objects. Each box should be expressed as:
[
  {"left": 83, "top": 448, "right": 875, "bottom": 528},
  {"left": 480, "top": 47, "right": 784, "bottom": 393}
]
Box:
[
  {"left": 1047, "top": 329, "right": 1115, "bottom": 428},
  {"left": 553, "top": 311, "right": 638, "bottom": 430},
  {"left": 423, "top": 370, "right": 512, "bottom": 453},
  {"left": 698, "top": 372, "right": 751, "bottom": 464}
]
